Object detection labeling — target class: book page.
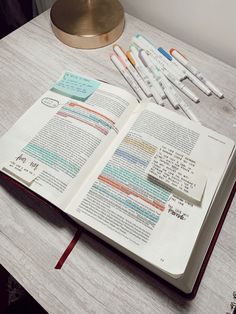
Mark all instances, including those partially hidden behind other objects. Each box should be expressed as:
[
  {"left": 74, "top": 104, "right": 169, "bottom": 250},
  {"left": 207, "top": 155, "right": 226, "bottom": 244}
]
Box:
[
  {"left": 67, "top": 103, "right": 235, "bottom": 276},
  {"left": 0, "top": 72, "right": 139, "bottom": 207}
]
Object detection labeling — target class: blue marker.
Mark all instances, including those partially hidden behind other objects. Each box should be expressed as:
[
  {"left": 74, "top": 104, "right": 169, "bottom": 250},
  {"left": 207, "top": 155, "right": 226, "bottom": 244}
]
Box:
[
  {"left": 158, "top": 47, "right": 173, "bottom": 61},
  {"left": 158, "top": 47, "right": 187, "bottom": 80}
]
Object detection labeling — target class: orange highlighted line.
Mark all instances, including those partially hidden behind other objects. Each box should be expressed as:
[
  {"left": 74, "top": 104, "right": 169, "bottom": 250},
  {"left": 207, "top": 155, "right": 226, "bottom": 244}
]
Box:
[
  {"left": 57, "top": 112, "right": 108, "bottom": 135},
  {"left": 98, "top": 175, "right": 165, "bottom": 211},
  {"left": 67, "top": 102, "right": 115, "bottom": 124}
]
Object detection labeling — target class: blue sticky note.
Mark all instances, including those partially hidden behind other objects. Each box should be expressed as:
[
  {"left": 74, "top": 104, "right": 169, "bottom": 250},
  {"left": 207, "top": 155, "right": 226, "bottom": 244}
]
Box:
[{"left": 51, "top": 72, "right": 100, "bottom": 101}]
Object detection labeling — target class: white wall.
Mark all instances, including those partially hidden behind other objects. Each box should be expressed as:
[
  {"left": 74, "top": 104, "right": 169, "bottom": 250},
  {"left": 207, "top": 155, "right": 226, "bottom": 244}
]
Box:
[{"left": 119, "top": 0, "right": 236, "bottom": 67}]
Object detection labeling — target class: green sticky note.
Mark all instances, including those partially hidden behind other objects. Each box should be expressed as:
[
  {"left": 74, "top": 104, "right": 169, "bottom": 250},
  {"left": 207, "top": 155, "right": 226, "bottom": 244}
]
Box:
[{"left": 51, "top": 72, "right": 100, "bottom": 101}]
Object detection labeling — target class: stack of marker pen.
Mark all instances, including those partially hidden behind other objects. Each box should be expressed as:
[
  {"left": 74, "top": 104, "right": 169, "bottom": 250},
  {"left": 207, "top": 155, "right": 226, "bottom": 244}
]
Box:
[{"left": 110, "top": 34, "right": 224, "bottom": 123}]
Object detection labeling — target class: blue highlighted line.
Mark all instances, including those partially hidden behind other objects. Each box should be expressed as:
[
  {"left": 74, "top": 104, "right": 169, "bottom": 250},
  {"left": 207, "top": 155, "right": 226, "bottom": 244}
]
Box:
[
  {"left": 23, "top": 143, "right": 80, "bottom": 177},
  {"left": 93, "top": 184, "right": 159, "bottom": 223}
]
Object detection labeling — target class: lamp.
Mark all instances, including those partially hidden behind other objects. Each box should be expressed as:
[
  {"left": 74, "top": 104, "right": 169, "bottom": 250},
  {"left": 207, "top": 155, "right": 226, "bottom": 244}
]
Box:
[{"left": 50, "top": 0, "right": 125, "bottom": 49}]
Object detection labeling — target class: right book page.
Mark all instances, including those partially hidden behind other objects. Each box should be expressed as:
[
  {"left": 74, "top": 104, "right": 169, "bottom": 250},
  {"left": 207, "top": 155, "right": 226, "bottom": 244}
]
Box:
[{"left": 67, "top": 103, "right": 235, "bottom": 277}]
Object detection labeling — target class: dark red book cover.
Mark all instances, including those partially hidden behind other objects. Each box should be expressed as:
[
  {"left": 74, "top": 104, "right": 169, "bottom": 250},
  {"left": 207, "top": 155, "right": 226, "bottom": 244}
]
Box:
[{"left": 0, "top": 171, "right": 235, "bottom": 299}]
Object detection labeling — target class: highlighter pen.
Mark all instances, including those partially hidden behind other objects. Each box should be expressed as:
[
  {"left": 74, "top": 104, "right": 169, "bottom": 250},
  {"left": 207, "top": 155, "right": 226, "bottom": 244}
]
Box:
[
  {"left": 126, "top": 50, "right": 152, "bottom": 97},
  {"left": 130, "top": 45, "right": 166, "bottom": 100},
  {"left": 133, "top": 35, "right": 184, "bottom": 80},
  {"left": 152, "top": 51, "right": 199, "bottom": 103},
  {"left": 126, "top": 50, "right": 164, "bottom": 105},
  {"left": 163, "top": 49, "right": 212, "bottom": 96},
  {"left": 170, "top": 48, "right": 224, "bottom": 98},
  {"left": 173, "top": 92, "right": 200, "bottom": 123},
  {"left": 113, "top": 45, "right": 151, "bottom": 97},
  {"left": 148, "top": 53, "right": 181, "bottom": 109},
  {"left": 110, "top": 54, "right": 147, "bottom": 100},
  {"left": 159, "top": 47, "right": 211, "bottom": 95},
  {"left": 139, "top": 50, "right": 179, "bottom": 109},
  {"left": 132, "top": 35, "right": 184, "bottom": 82},
  {"left": 135, "top": 34, "right": 186, "bottom": 80},
  {"left": 157, "top": 47, "right": 188, "bottom": 80}
]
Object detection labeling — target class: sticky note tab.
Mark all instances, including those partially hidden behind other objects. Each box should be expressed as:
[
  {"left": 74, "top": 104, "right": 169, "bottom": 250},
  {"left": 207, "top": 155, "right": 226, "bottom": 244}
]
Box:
[
  {"left": 2, "top": 152, "right": 43, "bottom": 186},
  {"left": 51, "top": 72, "right": 100, "bottom": 101},
  {"left": 147, "top": 145, "right": 207, "bottom": 204}
]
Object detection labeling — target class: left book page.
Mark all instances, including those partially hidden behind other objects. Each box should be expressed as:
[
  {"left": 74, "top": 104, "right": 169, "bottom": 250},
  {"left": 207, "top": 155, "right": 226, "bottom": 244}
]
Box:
[{"left": 0, "top": 72, "right": 139, "bottom": 208}]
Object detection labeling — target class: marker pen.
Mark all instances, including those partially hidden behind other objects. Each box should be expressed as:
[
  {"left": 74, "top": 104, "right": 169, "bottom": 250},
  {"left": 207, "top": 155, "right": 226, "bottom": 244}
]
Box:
[
  {"left": 130, "top": 45, "right": 166, "bottom": 100},
  {"left": 135, "top": 34, "right": 186, "bottom": 80},
  {"left": 134, "top": 48, "right": 199, "bottom": 119},
  {"left": 170, "top": 48, "right": 224, "bottom": 98},
  {"left": 162, "top": 49, "right": 212, "bottom": 96},
  {"left": 148, "top": 53, "right": 181, "bottom": 109},
  {"left": 139, "top": 50, "right": 179, "bottom": 109},
  {"left": 113, "top": 45, "right": 150, "bottom": 97},
  {"left": 174, "top": 93, "right": 200, "bottom": 123},
  {"left": 186, "top": 69, "right": 212, "bottom": 95},
  {"left": 110, "top": 54, "right": 146, "bottom": 100},
  {"left": 125, "top": 50, "right": 152, "bottom": 98},
  {"left": 157, "top": 47, "right": 188, "bottom": 80},
  {"left": 127, "top": 50, "right": 164, "bottom": 105},
  {"left": 151, "top": 54, "right": 199, "bottom": 103},
  {"left": 132, "top": 36, "right": 184, "bottom": 81}
]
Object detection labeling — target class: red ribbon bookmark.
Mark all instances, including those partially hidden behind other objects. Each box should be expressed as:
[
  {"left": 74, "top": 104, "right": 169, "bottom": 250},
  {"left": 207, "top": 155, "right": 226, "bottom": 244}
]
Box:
[{"left": 55, "top": 230, "right": 82, "bottom": 269}]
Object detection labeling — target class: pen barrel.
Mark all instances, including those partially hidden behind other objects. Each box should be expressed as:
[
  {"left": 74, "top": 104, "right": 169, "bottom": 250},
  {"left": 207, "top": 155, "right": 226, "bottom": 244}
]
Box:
[
  {"left": 171, "top": 50, "right": 222, "bottom": 97},
  {"left": 134, "top": 35, "right": 184, "bottom": 81},
  {"left": 171, "top": 50, "right": 189, "bottom": 67},
  {"left": 170, "top": 53, "right": 212, "bottom": 95},
  {"left": 183, "top": 106, "right": 200, "bottom": 123},
  {"left": 177, "top": 98, "right": 200, "bottom": 123},
  {"left": 161, "top": 82, "right": 179, "bottom": 109},
  {"left": 188, "top": 72, "right": 212, "bottom": 95},
  {"left": 114, "top": 45, "right": 152, "bottom": 97},
  {"left": 205, "top": 80, "right": 223, "bottom": 98},
  {"left": 134, "top": 59, "right": 164, "bottom": 104},
  {"left": 164, "top": 70, "right": 199, "bottom": 103},
  {"left": 157, "top": 70, "right": 179, "bottom": 109},
  {"left": 111, "top": 55, "right": 146, "bottom": 100},
  {"left": 182, "top": 86, "right": 199, "bottom": 103},
  {"left": 129, "top": 65, "right": 152, "bottom": 97},
  {"left": 196, "top": 73, "right": 224, "bottom": 98},
  {"left": 149, "top": 72, "right": 166, "bottom": 99},
  {"left": 150, "top": 86, "right": 164, "bottom": 105},
  {"left": 155, "top": 52, "right": 184, "bottom": 81},
  {"left": 140, "top": 50, "right": 166, "bottom": 99},
  {"left": 188, "top": 64, "right": 200, "bottom": 76}
]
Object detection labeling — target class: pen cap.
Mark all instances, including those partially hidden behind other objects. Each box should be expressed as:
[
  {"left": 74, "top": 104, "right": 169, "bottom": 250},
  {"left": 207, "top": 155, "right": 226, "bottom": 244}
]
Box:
[
  {"left": 170, "top": 49, "right": 188, "bottom": 66},
  {"left": 113, "top": 45, "right": 128, "bottom": 62},
  {"left": 158, "top": 47, "right": 172, "bottom": 61},
  {"left": 132, "top": 36, "right": 145, "bottom": 50},
  {"left": 130, "top": 44, "right": 139, "bottom": 54},
  {"left": 110, "top": 53, "right": 126, "bottom": 71},
  {"left": 139, "top": 49, "right": 149, "bottom": 67},
  {"left": 136, "top": 34, "right": 156, "bottom": 52},
  {"left": 126, "top": 51, "right": 135, "bottom": 66}
]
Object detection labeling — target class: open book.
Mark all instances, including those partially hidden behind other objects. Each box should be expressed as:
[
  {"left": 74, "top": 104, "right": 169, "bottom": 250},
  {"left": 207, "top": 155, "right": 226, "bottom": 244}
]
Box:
[{"left": 1, "top": 72, "right": 235, "bottom": 295}]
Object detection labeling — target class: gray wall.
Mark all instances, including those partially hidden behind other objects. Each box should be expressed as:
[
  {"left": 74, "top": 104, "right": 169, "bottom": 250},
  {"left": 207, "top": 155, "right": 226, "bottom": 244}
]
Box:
[
  {"left": 119, "top": 0, "right": 236, "bottom": 67},
  {"left": 36, "top": 0, "right": 236, "bottom": 67}
]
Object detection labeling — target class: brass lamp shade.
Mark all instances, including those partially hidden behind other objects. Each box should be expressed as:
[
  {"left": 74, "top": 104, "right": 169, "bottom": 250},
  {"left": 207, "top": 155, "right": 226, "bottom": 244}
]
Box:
[{"left": 50, "top": 0, "right": 125, "bottom": 49}]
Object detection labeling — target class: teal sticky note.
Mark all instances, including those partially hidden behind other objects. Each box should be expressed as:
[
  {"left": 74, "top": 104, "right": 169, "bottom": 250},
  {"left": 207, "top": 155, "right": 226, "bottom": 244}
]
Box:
[{"left": 51, "top": 72, "right": 100, "bottom": 101}]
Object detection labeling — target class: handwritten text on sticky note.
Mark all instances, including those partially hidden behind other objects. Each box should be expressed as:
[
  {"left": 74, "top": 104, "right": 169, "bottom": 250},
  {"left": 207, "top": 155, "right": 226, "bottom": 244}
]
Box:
[
  {"left": 51, "top": 72, "right": 100, "bottom": 101},
  {"left": 2, "top": 152, "right": 42, "bottom": 185},
  {"left": 148, "top": 145, "right": 207, "bottom": 203}
]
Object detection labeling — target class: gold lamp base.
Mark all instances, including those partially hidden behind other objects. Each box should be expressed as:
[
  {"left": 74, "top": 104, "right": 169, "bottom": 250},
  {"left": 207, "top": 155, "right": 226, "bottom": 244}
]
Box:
[{"left": 50, "top": 0, "right": 125, "bottom": 49}]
